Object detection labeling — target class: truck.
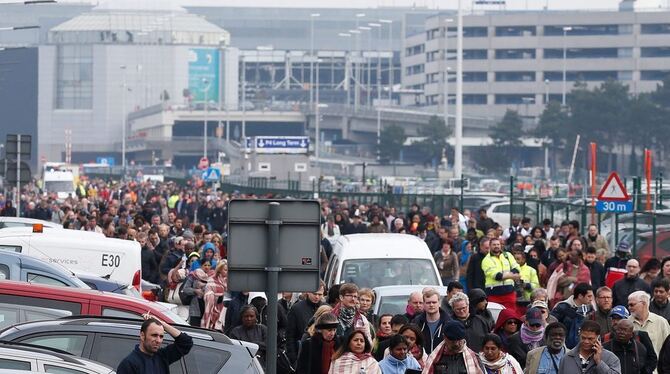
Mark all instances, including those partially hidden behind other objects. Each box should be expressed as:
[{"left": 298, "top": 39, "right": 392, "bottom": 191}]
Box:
[{"left": 42, "top": 163, "right": 76, "bottom": 199}]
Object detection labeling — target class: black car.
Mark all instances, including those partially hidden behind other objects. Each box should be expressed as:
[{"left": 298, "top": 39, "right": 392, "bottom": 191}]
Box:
[{"left": 0, "top": 316, "right": 263, "bottom": 374}]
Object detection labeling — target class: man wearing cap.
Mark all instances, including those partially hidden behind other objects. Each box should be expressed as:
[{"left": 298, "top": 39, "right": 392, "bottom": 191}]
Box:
[
  {"left": 531, "top": 300, "right": 558, "bottom": 325},
  {"left": 603, "top": 318, "right": 657, "bottom": 374},
  {"left": 603, "top": 304, "right": 655, "bottom": 362},
  {"left": 604, "top": 240, "right": 632, "bottom": 286},
  {"left": 507, "top": 307, "right": 546, "bottom": 370},
  {"left": 423, "top": 320, "right": 485, "bottom": 374},
  {"left": 628, "top": 290, "right": 670, "bottom": 358},
  {"left": 524, "top": 322, "right": 567, "bottom": 374},
  {"left": 612, "top": 259, "right": 651, "bottom": 307}
]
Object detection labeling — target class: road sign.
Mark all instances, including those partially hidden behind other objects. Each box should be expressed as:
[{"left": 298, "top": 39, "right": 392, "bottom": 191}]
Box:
[
  {"left": 96, "top": 157, "right": 115, "bottom": 166},
  {"left": 596, "top": 200, "right": 633, "bottom": 213},
  {"left": 598, "top": 172, "right": 630, "bottom": 201},
  {"left": 227, "top": 199, "right": 321, "bottom": 292},
  {"left": 254, "top": 136, "right": 309, "bottom": 154},
  {"left": 201, "top": 167, "right": 221, "bottom": 182}
]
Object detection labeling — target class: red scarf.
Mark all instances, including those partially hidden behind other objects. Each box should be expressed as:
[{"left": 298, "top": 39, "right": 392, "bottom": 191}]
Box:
[{"left": 321, "top": 339, "right": 335, "bottom": 374}]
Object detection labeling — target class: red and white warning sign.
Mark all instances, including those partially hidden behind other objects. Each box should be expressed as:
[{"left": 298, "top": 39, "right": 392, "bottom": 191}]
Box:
[{"left": 597, "top": 172, "right": 629, "bottom": 202}]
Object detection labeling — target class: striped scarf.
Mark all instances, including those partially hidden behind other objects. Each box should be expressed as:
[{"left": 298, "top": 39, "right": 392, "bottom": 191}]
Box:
[
  {"left": 422, "top": 340, "right": 483, "bottom": 374},
  {"left": 329, "top": 352, "right": 382, "bottom": 374}
]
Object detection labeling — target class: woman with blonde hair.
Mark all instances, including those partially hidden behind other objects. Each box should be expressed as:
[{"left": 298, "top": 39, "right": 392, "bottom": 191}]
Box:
[
  {"left": 202, "top": 260, "right": 228, "bottom": 331},
  {"left": 305, "top": 305, "right": 334, "bottom": 339}
]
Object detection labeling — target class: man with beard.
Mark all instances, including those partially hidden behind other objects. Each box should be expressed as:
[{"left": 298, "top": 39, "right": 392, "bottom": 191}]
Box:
[
  {"left": 594, "top": 286, "right": 613, "bottom": 338},
  {"left": 650, "top": 278, "right": 670, "bottom": 321},
  {"left": 524, "top": 322, "right": 567, "bottom": 374}
]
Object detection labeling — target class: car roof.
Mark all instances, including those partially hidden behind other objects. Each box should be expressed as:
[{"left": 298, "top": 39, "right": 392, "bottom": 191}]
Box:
[
  {"left": 0, "top": 217, "right": 62, "bottom": 229},
  {"left": 334, "top": 234, "right": 432, "bottom": 259},
  {"left": 0, "top": 252, "right": 90, "bottom": 288},
  {"left": 0, "top": 342, "right": 113, "bottom": 372},
  {"left": 0, "top": 226, "right": 105, "bottom": 239},
  {"left": 372, "top": 285, "right": 448, "bottom": 297}
]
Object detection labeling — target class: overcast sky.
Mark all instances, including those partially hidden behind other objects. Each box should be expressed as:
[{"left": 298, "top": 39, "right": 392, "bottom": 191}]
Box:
[{"left": 42, "top": 0, "right": 670, "bottom": 10}]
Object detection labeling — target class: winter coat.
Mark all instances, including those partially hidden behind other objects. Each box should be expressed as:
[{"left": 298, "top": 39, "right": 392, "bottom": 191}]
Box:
[
  {"left": 295, "top": 334, "right": 342, "bottom": 374},
  {"left": 612, "top": 275, "right": 651, "bottom": 307},
  {"left": 603, "top": 337, "right": 656, "bottom": 374},
  {"left": 286, "top": 298, "right": 325, "bottom": 362},
  {"left": 557, "top": 345, "right": 621, "bottom": 374},
  {"left": 412, "top": 308, "right": 453, "bottom": 354},
  {"left": 378, "top": 354, "right": 422, "bottom": 374}
]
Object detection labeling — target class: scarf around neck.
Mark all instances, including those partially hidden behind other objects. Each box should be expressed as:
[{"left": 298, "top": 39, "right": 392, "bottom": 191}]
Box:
[
  {"left": 337, "top": 305, "right": 357, "bottom": 330},
  {"left": 520, "top": 324, "right": 545, "bottom": 348},
  {"left": 479, "top": 352, "right": 512, "bottom": 371}
]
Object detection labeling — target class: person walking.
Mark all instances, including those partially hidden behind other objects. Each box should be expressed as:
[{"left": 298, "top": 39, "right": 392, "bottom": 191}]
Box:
[{"left": 117, "top": 314, "right": 193, "bottom": 374}]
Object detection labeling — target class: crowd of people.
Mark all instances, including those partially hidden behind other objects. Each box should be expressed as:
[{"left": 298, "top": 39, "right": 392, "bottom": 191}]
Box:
[{"left": 3, "top": 178, "right": 670, "bottom": 373}]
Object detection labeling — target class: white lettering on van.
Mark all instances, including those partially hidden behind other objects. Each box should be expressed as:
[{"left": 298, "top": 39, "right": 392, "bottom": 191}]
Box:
[{"left": 48, "top": 258, "right": 79, "bottom": 265}]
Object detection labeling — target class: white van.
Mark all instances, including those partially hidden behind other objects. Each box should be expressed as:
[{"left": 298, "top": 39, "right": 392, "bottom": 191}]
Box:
[
  {"left": 0, "top": 227, "right": 141, "bottom": 289},
  {"left": 324, "top": 234, "right": 442, "bottom": 289}
]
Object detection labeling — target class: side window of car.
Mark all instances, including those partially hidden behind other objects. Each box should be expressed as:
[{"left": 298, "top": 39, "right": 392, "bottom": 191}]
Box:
[
  {"left": 183, "top": 345, "right": 231, "bottom": 373},
  {"left": 0, "top": 295, "right": 81, "bottom": 315},
  {"left": 0, "top": 303, "right": 20, "bottom": 330},
  {"left": 0, "top": 245, "right": 21, "bottom": 253},
  {"left": 0, "top": 264, "right": 9, "bottom": 280},
  {"left": 27, "top": 273, "right": 69, "bottom": 287},
  {"left": 21, "top": 335, "right": 88, "bottom": 356},
  {"left": 101, "top": 307, "right": 141, "bottom": 320},
  {"left": 90, "top": 335, "right": 183, "bottom": 374},
  {"left": 43, "top": 365, "right": 88, "bottom": 374},
  {"left": 0, "top": 358, "right": 32, "bottom": 370}
]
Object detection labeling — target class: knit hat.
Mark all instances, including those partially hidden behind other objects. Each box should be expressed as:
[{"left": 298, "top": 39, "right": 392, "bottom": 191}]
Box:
[
  {"left": 315, "top": 312, "right": 339, "bottom": 330},
  {"left": 444, "top": 320, "right": 466, "bottom": 341}
]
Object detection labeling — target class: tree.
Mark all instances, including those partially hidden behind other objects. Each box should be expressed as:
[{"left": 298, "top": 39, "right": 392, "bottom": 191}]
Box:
[
  {"left": 490, "top": 109, "right": 524, "bottom": 147},
  {"left": 379, "top": 124, "right": 406, "bottom": 162},
  {"left": 472, "top": 110, "right": 524, "bottom": 174},
  {"left": 414, "top": 115, "right": 452, "bottom": 169},
  {"left": 536, "top": 101, "right": 569, "bottom": 175}
]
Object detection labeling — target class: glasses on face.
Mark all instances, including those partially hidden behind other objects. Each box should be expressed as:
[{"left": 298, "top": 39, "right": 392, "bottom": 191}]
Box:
[
  {"left": 506, "top": 321, "right": 518, "bottom": 325},
  {"left": 598, "top": 296, "right": 612, "bottom": 300},
  {"left": 343, "top": 294, "right": 359, "bottom": 300},
  {"left": 530, "top": 323, "right": 542, "bottom": 328}
]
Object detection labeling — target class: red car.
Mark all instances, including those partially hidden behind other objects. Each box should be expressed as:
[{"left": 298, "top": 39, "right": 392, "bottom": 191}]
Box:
[
  {"left": 636, "top": 230, "right": 670, "bottom": 266},
  {"left": 0, "top": 280, "right": 187, "bottom": 329}
]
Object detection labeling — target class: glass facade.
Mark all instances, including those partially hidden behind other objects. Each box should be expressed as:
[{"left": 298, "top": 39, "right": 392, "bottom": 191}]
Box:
[
  {"left": 495, "top": 26, "right": 536, "bottom": 37},
  {"left": 495, "top": 49, "right": 536, "bottom": 59},
  {"left": 55, "top": 45, "right": 93, "bottom": 109}
]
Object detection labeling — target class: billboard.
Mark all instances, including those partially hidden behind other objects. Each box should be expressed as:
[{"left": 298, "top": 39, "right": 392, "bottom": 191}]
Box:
[
  {"left": 188, "top": 48, "right": 220, "bottom": 103},
  {"left": 251, "top": 136, "right": 310, "bottom": 154}
]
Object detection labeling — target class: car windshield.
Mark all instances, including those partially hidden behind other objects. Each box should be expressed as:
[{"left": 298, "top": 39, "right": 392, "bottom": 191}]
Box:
[
  {"left": 44, "top": 181, "right": 73, "bottom": 193},
  {"left": 340, "top": 259, "right": 439, "bottom": 288},
  {"left": 377, "top": 295, "right": 411, "bottom": 316}
]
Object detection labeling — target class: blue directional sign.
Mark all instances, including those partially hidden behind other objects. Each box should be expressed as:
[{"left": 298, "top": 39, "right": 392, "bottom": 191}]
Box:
[
  {"left": 201, "top": 167, "right": 221, "bottom": 182},
  {"left": 96, "top": 157, "right": 115, "bottom": 166},
  {"left": 254, "top": 136, "right": 309, "bottom": 154},
  {"left": 596, "top": 200, "right": 633, "bottom": 213}
]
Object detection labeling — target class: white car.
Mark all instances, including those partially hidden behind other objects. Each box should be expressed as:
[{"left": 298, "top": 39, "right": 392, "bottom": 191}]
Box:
[
  {"left": 485, "top": 201, "right": 536, "bottom": 229},
  {"left": 372, "top": 285, "right": 505, "bottom": 323},
  {"left": 0, "top": 342, "right": 114, "bottom": 373},
  {"left": 0, "top": 217, "right": 62, "bottom": 230}
]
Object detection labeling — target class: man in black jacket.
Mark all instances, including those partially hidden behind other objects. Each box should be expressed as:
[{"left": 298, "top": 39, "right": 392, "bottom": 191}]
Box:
[
  {"left": 584, "top": 246, "right": 606, "bottom": 291},
  {"left": 286, "top": 284, "right": 325, "bottom": 364},
  {"left": 603, "top": 319, "right": 656, "bottom": 374},
  {"left": 650, "top": 278, "right": 670, "bottom": 321},
  {"left": 448, "top": 291, "right": 490, "bottom": 353},
  {"left": 117, "top": 315, "right": 193, "bottom": 374},
  {"left": 412, "top": 288, "right": 452, "bottom": 354},
  {"left": 465, "top": 237, "right": 489, "bottom": 292},
  {"left": 612, "top": 259, "right": 651, "bottom": 307}
]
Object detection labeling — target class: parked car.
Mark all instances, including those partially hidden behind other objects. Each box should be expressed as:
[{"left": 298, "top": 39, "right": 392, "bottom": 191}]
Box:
[
  {"left": 324, "top": 234, "right": 442, "bottom": 289},
  {"left": 0, "top": 317, "right": 263, "bottom": 374},
  {"left": 0, "top": 251, "right": 90, "bottom": 288},
  {"left": 0, "top": 217, "right": 62, "bottom": 230},
  {"left": 634, "top": 230, "right": 670, "bottom": 266},
  {"left": 372, "top": 285, "right": 505, "bottom": 323},
  {"left": 0, "top": 341, "right": 114, "bottom": 373},
  {"left": 0, "top": 280, "right": 188, "bottom": 327},
  {"left": 485, "top": 201, "right": 536, "bottom": 229}
]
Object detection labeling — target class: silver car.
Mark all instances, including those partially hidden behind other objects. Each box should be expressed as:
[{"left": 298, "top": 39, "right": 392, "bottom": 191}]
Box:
[{"left": 0, "top": 342, "right": 114, "bottom": 373}]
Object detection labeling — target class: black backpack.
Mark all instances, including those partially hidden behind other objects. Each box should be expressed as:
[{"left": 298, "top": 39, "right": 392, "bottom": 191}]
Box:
[{"left": 178, "top": 277, "right": 194, "bottom": 305}]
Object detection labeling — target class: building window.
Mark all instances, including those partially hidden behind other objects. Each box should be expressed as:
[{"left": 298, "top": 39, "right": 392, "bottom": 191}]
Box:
[
  {"left": 543, "top": 71, "right": 618, "bottom": 81},
  {"left": 543, "top": 24, "right": 621, "bottom": 36},
  {"left": 641, "top": 70, "right": 670, "bottom": 81},
  {"left": 56, "top": 45, "right": 93, "bottom": 109},
  {"left": 495, "top": 26, "right": 536, "bottom": 37},
  {"left": 426, "top": 94, "right": 440, "bottom": 105},
  {"left": 447, "top": 49, "right": 488, "bottom": 60},
  {"left": 495, "top": 71, "right": 536, "bottom": 82},
  {"left": 447, "top": 26, "right": 488, "bottom": 37},
  {"left": 495, "top": 94, "right": 535, "bottom": 105},
  {"left": 463, "top": 72, "right": 487, "bottom": 82},
  {"left": 405, "top": 64, "right": 424, "bottom": 76},
  {"left": 641, "top": 47, "right": 670, "bottom": 58},
  {"left": 495, "top": 49, "right": 536, "bottom": 59},
  {"left": 426, "top": 72, "right": 440, "bottom": 83},
  {"left": 543, "top": 48, "right": 618, "bottom": 59},
  {"left": 463, "top": 94, "right": 487, "bottom": 105},
  {"left": 426, "top": 50, "right": 440, "bottom": 62},
  {"left": 405, "top": 44, "right": 425, "bottom": 57},
  {"left": 641, "top": 23, "right": 670, "bottom": 34},
  {"left": 426, "top": 28, "right": 441, "bottom": 40}
]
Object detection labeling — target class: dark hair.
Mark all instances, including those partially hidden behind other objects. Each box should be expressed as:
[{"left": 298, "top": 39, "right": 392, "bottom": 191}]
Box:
[
  {"left": 482, "top": 333, "right": 503, "bottom": 349},
  {"left": 580, "top": 320, "right": 601, "bottom": 335},
  {"left": 377, "top": 314, "right": 393, "bottom": 329},
  {"left": 327, "top": 284, "right": 341, "bottom": 306},
  {"left": 398, "top": 323, "right": 424, "bottom": 348},
  {"left": 642, "top": 258, "right": 661, "bottom": 273},
  {"left": 388, "top": 334, "right": 409, "bottom": 350},
  {"left": 544, "top": 322, "right": 567, "bottom": 338},
  {"left": 140, "top": 318, "right": 162, "bottom": 333},
  {"left": 390, "top": 314, "right": 409, "bottom": 326},
  {"left": 521, "top": 217, "right": 531, "bottom": 225},
  {"left": 478, "top": 208, "right": 487, "bottom": 214},
  {"left": 652, "top": 277, "right": 670, "bottom": 292},
  {"left": 531, "top": 226, "right": 546, "bottom": 239},
  {"left": 340, "top": 330, "right": 372, "bottom": 354},
  {"left": 240, "top": 304, "right": 258, "bottom": 318},
  {"left": 543, "top": 218, "right": 552, "bottom": 226},
  {"left": 586, "top": 246, "right": 597, "bottom": 255},
  {"left": 447, "top": 281, "right": 464, "bottom": 293},
  {"left": 569, "top": 220, "right": 580, "bottom": 230},
  {"left": 573, "top": 283, "right": 592, "bottom": 298}
]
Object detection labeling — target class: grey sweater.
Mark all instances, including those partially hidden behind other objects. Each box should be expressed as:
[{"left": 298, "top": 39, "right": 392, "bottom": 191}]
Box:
[{"left": 557, "top": 346, "right": 621, "bottom": 374}]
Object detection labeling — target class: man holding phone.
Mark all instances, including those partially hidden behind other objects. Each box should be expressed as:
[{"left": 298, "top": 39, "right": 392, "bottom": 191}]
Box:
[{"left": 557, "top": 320, "right": 620, "bottom": 374}]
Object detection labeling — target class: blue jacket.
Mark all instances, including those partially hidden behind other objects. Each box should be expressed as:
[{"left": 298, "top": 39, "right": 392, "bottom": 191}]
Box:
[
  {"left": 117, "top": 332, "right": 193, "bottom": 374},
  {"left": 378, "top": 354, "right": 422, "bottom": 374}
]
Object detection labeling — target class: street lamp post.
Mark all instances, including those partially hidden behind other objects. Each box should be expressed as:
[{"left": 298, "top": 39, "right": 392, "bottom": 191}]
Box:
[
  {"left": 369, "top": 22, "right": 382, "bottom": 105},
  {"left": 376, "top": 107, "right": 381, "bottom": 162},
  {"left": 544, "top": 79, "right": 550, "bottom": 104},
  {"left": 309, "top": 13, "right": 320, "bottom": 108},
  {"left": 454, "top": 0, "right": 464, "bottom": 179},
  {"left": 379, "top": 19, "right": 393, "bottom": 103},
  {"left": 315, "top": 59, "right": 320, "bottom": 160},
  {"left": 120, "top": 65, "right": 127, "bottom": 179},
  {"left": 358, "top": 25, "right": 372, "bottom": 106},
  {"left": 443, "top": 18, "right": 454, "bottom": 139},
  {"left": 202, "top": 78, "right": 210, "bottom": 160},
  {"left": 562, "top": 26, "right": 572, "bottom": 107}
]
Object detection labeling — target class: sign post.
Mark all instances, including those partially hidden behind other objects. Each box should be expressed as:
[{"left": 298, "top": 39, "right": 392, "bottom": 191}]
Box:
[{"left": 227, "top": 199, "right": 321, "bottom": 374}]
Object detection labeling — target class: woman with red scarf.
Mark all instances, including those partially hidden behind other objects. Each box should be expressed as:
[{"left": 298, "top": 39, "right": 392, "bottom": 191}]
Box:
[
  {"left": 201, "top": 260, "right": 227, "bottom": 331},
  {"left": 328, "top": 329, "right": 381, "bottom": 374},
  {"left": 296, "top": 312, "right": 341, "bottom": 374}
]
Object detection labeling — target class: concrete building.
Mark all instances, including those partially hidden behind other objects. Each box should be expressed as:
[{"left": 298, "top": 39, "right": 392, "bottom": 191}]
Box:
[
  {"left": 401, "top": 4, "right": 670, "bottom": 118},
  {"left": 37, "top": 0, "right": 231, "bottom": 164}
]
